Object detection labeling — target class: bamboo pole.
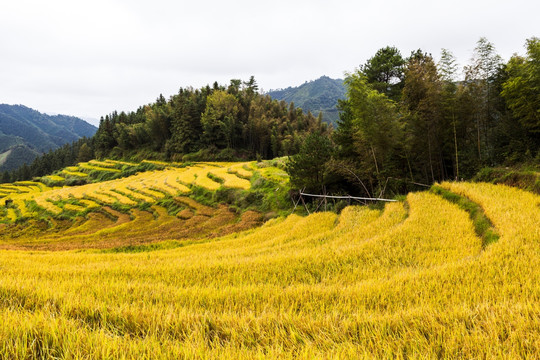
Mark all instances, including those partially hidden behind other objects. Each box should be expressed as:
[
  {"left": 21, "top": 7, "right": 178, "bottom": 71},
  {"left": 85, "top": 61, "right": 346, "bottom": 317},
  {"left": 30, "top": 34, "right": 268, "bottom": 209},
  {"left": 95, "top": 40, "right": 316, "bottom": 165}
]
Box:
[{"left": 299, "top": 192, "right": 397, "bottom": 202}]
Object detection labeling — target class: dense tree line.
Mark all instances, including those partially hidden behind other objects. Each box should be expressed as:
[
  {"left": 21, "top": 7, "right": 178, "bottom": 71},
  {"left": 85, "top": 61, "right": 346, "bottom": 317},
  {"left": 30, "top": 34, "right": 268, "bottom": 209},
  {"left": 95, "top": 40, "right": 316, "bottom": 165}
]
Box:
[
  {"left": 93, "top": 77, "right": 328, "bottom": 161},
  {"left": 288, "top": 37, "right": 540, "bottom": 197}
]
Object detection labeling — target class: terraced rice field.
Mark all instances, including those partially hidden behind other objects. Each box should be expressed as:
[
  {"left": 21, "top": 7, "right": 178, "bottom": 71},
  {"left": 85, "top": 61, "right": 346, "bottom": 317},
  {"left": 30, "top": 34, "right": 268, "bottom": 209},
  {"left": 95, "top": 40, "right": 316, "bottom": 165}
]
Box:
[
  {"left": 0, "top": 161, "right": 265, "bottom": 249},
  {"left": 0, "top": 168, "right": 539, "bottom": 358},
  {"left": 0, "top": 161, "right": 257, "bottom": 220}
]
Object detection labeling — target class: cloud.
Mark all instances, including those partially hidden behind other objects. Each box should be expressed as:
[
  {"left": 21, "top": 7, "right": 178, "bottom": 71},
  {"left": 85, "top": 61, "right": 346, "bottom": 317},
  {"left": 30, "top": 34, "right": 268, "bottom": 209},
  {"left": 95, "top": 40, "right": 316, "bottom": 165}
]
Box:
[{"left": 0, "top": 0, "right": 538, "bottom": 119}]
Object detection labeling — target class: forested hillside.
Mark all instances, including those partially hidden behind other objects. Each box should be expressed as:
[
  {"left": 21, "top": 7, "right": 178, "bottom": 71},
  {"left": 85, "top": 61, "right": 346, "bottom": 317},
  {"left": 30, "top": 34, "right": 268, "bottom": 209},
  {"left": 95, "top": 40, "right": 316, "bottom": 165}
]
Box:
[
  {"left": 0, "top": 105, "right": 97, "bottom": 171},
  {"left": 92, "top": 78, "right": 328, "bottom": 162},
  {"left": 289, "top": 38, "right": 540, "bottom": 197},
  {"left": 267, "top": 76, "right": 346, "bottom": 125}
]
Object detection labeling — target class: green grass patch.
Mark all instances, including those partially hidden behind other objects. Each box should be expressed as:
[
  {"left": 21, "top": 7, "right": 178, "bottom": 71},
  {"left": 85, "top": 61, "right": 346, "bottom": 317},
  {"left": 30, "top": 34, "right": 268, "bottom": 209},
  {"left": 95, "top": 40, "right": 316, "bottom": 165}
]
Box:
[
  {"left": 431, "top": 185, "right": 499, "bottom": 247},
  {"left": 109, "top": 202, "right": 133, "bottom": 214},
  {"left": 474, "top": 166, "right": 540, "bottom": 194},
  {"left": 207, "top": 172, "right": 225, "bottom": 184},
  {"left": 74, "top": 161, "right": 166, "bottom": 183},
  {"left": 99, "top": 238, "right": 210, "bottom": 253},
  {"left": 156, "top": 196, "right": 185, "bottom": 216},
  {"left": 186, "top": 170, "right": 291, "bottom": 216}
]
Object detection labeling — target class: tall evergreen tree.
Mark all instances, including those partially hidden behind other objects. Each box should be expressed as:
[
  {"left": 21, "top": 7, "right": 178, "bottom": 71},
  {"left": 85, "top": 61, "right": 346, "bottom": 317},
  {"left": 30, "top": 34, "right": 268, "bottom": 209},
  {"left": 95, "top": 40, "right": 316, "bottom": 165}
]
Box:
[
  {"left": 201, "top": 90, "right": 240, "bottom": 149},
  {"left": 402, "top": 51, "right": 447, "bottom": 182},
  {"left": 286, "top": 131, "right": 334, "bottom": 192},
  {"left": 438, "top": 49, "right": 460, "bottom": 179},
  {"left": 361, "top": 46, "right": 406, "bottom": 101},
  {"left": 463, "top": 37, "right": 503, "bottom": 164}
]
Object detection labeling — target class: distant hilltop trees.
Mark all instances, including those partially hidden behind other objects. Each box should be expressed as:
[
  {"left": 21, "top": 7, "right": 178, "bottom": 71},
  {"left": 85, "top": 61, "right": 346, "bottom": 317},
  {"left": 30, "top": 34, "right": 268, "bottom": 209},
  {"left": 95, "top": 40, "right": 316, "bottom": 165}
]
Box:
[{"left": 92, "top": 77, "right": 329, "bottom": 161}]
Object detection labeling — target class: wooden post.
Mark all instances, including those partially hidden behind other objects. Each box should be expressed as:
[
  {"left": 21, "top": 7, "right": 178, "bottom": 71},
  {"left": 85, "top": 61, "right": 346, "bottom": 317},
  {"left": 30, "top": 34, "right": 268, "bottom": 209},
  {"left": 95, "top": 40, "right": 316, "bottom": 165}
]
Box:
[
  {"left": 314, "top": 197, "right": 323, "bottom": 212},
  {"left": 291, "top": 188, "right": 303, "bottom": 214},
  {"left": 300, "top": 193, "right": 310, "bottom": 214},
  {"left": 324, "top": 186, "right": 327, "bottom": 211}
]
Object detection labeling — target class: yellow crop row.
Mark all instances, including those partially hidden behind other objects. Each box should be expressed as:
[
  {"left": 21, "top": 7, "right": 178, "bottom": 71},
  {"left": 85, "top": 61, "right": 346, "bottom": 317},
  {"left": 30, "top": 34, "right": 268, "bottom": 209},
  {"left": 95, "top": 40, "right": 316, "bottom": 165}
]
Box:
[
  {"left": 124, "top": 170, "right": 190, "bottom": 196},
  {"left": 87, "top": 191, "right": 119, "bottom": 205},
  {"left": 78, "top": 199, "right": 100, "bottom": 209},
  {"left": 33, "top": 196, "right": 63, "bottom": 215},
  {"left": 209, "top": 167, "right": 250, "bottom": 189},
  {"left": 88, "top": 160, "right": 119, "bottom": 168},
  {"left": 228, "top": 162, "right": 254, "bottom": 178},
  {"left": 13, "top": 181, "right": 48, "bottom": 192},
  {"left": 103, "top": 190, "right": 138, "bottom": 206},
  {"left": 9, "top": 194, "right": 33, "bottom": 218},
  {"left": 0, "top": 184, "right": 19, "bottom": 190},
  {"left": 152, "top": 178, "right": 188, "bottom": 195},
  {"left": 47, "top": 187, "right": 80, "bottom": 201},
  {"left": 131, "top": 187, "right": 166, "bottom": 199},
  {"left": 142, "top": 159, "right": 170, "bottom": 166},
  {"left": 61, "top": 170, "right": 89, "bottom": 177},
  {"left": 0, "top": 185, "right": 22, "bottom": 194},
  {"left": 5, "top": 208, "right": 17, "bottom": 222},
  {"left": 175, "top": 165, "right": 205, "bottom": 184},
  {"left": 194, "top": 174, "right": 221, "bottom": 190},
  {"left": 43, "top": 175, "right": 66, "bottom": 182},
  {"left": 63, "top": 203, "right": 87, "bottom": 212},
  {"left": 78, "top": 163, "right": 121, "bottom": 172},
  {"left": 164, "top": 174, "right": 191, "bottom": 193},
  {"left": 440, "top": 181, "right": 540, "bottom": 244},
  {"left": 105, "top": 159, "right": 138, "bottom": 166},
  {"left": 26, "top": 185, "right": 43, "bottom": 192},
  {"left": 115, "top": 187, "right": 155, "bottom": 203}
]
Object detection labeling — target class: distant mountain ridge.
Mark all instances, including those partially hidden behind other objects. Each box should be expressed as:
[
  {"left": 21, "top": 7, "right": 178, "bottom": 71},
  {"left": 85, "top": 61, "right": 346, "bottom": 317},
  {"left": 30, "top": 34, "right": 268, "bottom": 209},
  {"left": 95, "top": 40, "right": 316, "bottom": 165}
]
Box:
[
  {"left": 267, "top": 76, "right": 346, "bottom": 126},
  {"left": 0, "top": 104, "right": 97, "bottom": 171}
]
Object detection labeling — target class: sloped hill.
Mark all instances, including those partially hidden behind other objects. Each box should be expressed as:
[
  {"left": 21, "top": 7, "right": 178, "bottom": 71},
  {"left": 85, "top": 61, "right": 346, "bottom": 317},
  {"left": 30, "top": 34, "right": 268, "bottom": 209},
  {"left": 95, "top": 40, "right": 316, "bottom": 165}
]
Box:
[
  {"left": 267, "top": 76, "right": 345, "bottom": 125},
  {"left": 0, "top": 104, "right": 97, "bottom": 171},
  {"left": 0, "top": 159, "right": 289, "bottom": 250},
  {"left": 0, "top": 144, "right": 41, "bottom": 171}
]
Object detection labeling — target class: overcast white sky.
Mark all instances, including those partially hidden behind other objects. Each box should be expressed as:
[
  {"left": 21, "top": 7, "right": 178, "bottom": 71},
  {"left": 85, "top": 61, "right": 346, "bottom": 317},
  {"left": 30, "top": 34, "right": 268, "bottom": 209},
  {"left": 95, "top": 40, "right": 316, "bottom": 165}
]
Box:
[{"left": 1, "top": 0, "right": 538, "bottom": 125}]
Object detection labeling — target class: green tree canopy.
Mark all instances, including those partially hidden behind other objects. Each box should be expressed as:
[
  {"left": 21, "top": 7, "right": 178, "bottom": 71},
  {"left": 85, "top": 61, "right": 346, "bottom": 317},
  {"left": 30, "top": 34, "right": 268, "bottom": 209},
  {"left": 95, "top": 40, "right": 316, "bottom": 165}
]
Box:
[
  {"left": 502, "top": 37, "right": 540, "bottom": 133},
  {"left": 286, "top": 131, "right": 333, "bottom": 192},
  {"left": 360, "top": 46, "right": 406, "bottom": 101},
  {"left": 201, "top": 90, "right": 240, "bottom": 149},
  {"left": 344, "top": 72, "right": 403, "bottom": 177},
  {"left": 402, "top": 52, "right": 446, "bottom": 182}
]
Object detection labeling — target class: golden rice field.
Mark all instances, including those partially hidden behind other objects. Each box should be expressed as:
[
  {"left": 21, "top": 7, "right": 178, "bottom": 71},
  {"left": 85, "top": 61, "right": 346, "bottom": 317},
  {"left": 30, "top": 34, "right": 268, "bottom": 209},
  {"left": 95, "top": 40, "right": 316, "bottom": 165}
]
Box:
[
  {"left": 0, "top": 161, "right": 263, "bottom": 250},
  {"left": 0, "top": 165, "right": 539, "bottom": 358},
  {"left": 0, "top": 161, "right": 255, "bottom": 220}
]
